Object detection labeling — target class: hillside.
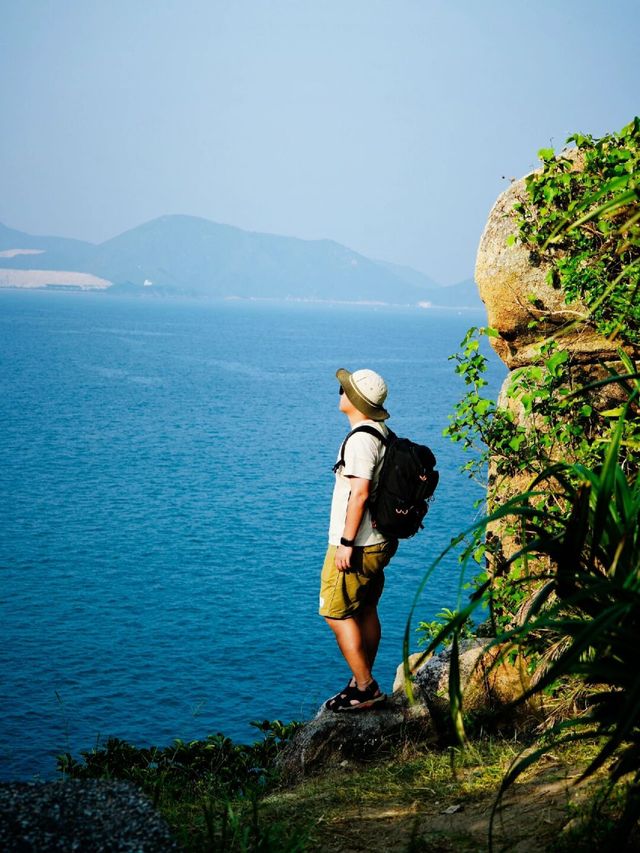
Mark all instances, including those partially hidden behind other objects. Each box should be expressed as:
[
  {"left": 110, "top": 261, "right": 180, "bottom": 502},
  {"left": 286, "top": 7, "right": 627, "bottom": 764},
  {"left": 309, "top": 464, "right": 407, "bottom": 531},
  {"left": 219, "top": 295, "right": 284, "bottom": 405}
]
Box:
[
  {"left": 432, "top": 278, "right": 483, "bottom": 309},
  {"left": 0, "top": 222, "right": 94, "bottom": 255},
  {"left": 90, "top": 215, "right": 436, "bottom": 303},
  {"left": 0, "top": 216, "right": 483, "bottom": 307}
]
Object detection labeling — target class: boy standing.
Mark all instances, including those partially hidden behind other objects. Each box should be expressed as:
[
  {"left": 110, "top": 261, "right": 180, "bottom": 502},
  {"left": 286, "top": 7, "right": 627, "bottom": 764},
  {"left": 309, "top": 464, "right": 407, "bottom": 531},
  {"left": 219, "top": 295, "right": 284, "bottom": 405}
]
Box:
[{"left": 319, "top": 368, "right": 398, "bottom": 711}]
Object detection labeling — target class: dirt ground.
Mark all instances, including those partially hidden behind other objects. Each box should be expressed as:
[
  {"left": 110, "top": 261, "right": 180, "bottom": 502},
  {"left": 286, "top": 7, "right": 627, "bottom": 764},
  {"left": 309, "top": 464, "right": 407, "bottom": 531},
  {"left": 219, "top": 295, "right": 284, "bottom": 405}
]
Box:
[{"left": 273, "top": 755, "right": 609, "bottom": 852}]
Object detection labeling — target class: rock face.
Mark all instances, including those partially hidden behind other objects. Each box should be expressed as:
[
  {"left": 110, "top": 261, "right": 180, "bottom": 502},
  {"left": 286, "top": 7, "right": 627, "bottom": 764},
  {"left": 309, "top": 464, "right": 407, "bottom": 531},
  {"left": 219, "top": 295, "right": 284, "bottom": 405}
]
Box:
[
  {"left": 275, "top": 702, "right": 420, "bottom": 782},
  {"left": 411, "top": 641, "right": 533, "bottom": 721},
  {"left": 476, "top": 160, "right": 640, "bottom": 557},
  {"left": 277, "top": 641, "right": 537, "bottom": 781},
  {"left": 475, "top": 165, "right": 626, "bottom": 370}
]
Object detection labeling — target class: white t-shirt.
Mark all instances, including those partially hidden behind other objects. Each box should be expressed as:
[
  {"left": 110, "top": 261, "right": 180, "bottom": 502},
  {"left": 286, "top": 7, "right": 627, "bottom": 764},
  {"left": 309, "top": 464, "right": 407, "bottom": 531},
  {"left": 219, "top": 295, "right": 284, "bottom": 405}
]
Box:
[{"left": 328, "top": 420, "right": 389, "bottom": 547}]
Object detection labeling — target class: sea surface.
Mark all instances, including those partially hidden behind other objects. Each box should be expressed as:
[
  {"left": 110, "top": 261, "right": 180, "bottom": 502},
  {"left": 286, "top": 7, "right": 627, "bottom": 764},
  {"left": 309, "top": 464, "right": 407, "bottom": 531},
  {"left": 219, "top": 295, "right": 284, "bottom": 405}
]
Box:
[{"left": 0, "top": 291, "right": 505, "bottom": 780}]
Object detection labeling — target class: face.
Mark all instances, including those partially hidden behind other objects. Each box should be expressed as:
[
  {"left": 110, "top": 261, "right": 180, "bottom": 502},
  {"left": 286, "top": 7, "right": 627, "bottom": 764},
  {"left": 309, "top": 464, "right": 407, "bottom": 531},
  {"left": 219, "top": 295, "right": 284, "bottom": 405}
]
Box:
[{"left": 339, "top": 384, "right": 355, "bottom": 415}]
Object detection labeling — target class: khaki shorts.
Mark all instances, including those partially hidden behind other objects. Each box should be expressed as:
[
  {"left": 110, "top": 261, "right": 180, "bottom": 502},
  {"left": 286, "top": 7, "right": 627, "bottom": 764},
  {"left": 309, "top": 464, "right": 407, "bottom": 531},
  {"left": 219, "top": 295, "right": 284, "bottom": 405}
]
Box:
[{"left": 318, "top": 539, "right": 398, "bottom": 619}]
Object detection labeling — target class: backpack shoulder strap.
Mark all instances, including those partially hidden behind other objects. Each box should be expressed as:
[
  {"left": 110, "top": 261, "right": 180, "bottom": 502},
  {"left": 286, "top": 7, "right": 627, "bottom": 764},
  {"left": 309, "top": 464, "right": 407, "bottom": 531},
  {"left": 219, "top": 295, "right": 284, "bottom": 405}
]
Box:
[{"left": 332, "top": 425, "right": 389, "bottom": 473}]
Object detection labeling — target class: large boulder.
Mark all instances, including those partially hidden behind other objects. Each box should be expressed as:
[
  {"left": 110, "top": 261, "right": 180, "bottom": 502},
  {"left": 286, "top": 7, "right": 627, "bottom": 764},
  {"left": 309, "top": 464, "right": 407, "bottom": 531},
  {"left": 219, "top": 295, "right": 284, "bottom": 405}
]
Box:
[
  {"left": 476, "top": 158, "right": 640, "bottom": 580},
  {"left": 407, "top": 640, "right": 538, "bottom": 736},
  {"left": 275, "top": 702, "right": 425, "bottom": 782},
  {"left": 475, "top": 157, "right": 632, "bottom": 370}
]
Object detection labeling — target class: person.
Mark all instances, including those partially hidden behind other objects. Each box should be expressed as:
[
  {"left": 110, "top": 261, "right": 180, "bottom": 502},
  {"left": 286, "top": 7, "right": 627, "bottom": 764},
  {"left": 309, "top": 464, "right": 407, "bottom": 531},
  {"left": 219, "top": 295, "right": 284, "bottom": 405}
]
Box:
[{"left": 319, "top": 367, "right": 398, "bottom": 712}]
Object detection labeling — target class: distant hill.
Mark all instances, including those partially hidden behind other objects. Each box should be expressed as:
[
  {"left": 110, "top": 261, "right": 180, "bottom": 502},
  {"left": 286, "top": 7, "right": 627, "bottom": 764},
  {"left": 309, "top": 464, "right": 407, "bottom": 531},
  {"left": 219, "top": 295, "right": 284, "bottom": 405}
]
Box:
[
  {"left": 0, "top": 222, "right": 96, "bottom": 264},
  {"left": 0, "top": 216, "right": 483, "bottom": 308},
  {"left": 89, "top": 215, "right": 437, "bottom": 303},
  {"left": 372, "top": 258, "right": 440, "bottom": 291},
  {"left": 432, "top": 278, "right": 484, "bottom": 309}
]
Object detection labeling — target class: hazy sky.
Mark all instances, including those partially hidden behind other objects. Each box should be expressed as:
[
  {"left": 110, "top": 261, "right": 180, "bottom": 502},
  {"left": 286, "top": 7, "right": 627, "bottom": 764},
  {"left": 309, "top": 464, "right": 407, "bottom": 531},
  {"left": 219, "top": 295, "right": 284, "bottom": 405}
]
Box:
[{"left": 1, "top": 1, "right": 638, "bottom": 283}]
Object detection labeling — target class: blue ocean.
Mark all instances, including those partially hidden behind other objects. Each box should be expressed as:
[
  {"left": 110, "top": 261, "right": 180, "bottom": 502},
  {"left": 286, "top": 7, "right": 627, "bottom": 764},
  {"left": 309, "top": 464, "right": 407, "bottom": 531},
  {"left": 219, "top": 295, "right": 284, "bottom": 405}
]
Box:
[{"left": 0, "top": 291, "right": 505, "bottom": 780}]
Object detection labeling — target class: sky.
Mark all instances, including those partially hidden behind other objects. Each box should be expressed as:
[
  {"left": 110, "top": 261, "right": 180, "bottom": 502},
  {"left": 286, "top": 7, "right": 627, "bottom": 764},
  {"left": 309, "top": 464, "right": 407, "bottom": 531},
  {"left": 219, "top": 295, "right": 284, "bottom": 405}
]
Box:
[{"left": 1, "top": 1, "right": 638, "bottom": 284}]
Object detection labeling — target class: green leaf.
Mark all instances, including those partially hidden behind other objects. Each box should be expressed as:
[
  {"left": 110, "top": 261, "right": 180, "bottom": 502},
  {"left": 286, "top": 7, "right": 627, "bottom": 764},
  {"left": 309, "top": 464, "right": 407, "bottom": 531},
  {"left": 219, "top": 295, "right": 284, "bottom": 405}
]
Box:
[
  {"left": 538, "top": 147, "right": 555, "bottom": 162},
  {"left": 509, "top": 434, "right": 525, "bottom": 451},
  {"left": 545, "top": 349, "right": 569, "bottom": 376},
  {"left": 475, "top": 398, "right": 492, "bottom": 416},
  {"left": 448, "top": 632, "right": 467, "bottom": 746},
  {"left": 529, "top": 366, "right": 543, "bottom": 382}
]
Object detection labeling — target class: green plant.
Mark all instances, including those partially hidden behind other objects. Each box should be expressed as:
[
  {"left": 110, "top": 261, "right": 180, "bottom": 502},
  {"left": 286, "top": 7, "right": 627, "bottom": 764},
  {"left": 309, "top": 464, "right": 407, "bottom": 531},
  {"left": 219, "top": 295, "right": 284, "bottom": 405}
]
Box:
[
  {"left": 513, "top": 116, "right": 640, "bottom": 345},
  {"left": 412, "top": 117, "right": 640, "bottom": 848},
  {"left": 444, "top": 328, "right": 617, "bottom": 486},
  {"left": 446, "top": 118, "right": 640, "bottom": 499},
  {"left": 58, "top": 719, "right": 301, "bottom": 797},
  {"left": 200, "top": 792, "right": 309, "bottom": 853},
  {"left": 486, "top": 410, "right": 640, "bottom": 847},
  {"left": 409, "top": 407, "right": 640, "bottom": 847},
  {"left": 448, "top": 333, "right": 640, "bottom": 491},
  {"left": 444, "top": 334, "right": 640, "bottom": 632},
  {"left": 416, "top": 607, "right": 474, "bottom": 649}
]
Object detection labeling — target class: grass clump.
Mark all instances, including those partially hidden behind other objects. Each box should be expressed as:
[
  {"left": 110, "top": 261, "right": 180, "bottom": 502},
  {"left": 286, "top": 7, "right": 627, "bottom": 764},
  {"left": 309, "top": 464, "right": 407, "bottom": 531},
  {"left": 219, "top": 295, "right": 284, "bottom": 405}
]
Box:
[{"left": 57, "top": 719, "right": 307, "bottom": 851}]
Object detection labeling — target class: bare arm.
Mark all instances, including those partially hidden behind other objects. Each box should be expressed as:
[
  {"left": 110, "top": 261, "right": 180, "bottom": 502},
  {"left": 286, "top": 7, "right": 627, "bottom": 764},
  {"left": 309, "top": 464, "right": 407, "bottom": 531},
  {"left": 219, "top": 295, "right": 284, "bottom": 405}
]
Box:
[{"left": 334, "top": 476, "right": 371, "bottom": 571}]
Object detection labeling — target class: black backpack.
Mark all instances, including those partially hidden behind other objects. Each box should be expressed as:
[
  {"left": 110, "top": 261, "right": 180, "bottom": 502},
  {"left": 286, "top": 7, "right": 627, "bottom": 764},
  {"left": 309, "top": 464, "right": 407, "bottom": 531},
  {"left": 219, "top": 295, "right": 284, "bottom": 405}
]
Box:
[{"left": 333, "top": 426, "right": 439, "bottom": 539}]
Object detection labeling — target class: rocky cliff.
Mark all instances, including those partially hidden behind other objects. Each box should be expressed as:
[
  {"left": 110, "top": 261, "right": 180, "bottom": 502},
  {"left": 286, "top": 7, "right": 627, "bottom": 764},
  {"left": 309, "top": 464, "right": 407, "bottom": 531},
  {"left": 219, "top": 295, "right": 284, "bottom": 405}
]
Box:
[{"left": 475, "top": 158, "right": 640, "bottom": 537}]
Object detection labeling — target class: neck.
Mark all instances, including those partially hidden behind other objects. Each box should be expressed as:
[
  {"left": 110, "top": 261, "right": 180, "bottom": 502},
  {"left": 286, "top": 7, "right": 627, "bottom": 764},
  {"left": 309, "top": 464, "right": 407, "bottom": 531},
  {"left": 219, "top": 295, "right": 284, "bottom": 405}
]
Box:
[{"left": 347, "top": 411, "right": 369, "bottom": 428}]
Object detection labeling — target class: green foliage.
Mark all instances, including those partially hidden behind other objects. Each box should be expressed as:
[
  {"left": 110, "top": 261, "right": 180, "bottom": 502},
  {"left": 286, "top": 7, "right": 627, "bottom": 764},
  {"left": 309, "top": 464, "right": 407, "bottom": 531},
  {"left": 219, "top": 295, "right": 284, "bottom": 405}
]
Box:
[
  {"left": 514, "top": 117, "right": 640, "bottom": 345},
  {"left": 427, "top": 114, "right": 640, "bottom": 823},
  {"left": 417, "top": 117, "right": 640, "bottom": 847},
  {"left": 443, "top": 326, "right": 501, "bottom": 485},
  {"left": 412, "top": 409, "right": 640, "bottom": 845},
  {"left": 549, "top": 779, "right": 639, "bottom": 852},
  {"left": 58, "top": 719, "right": 301, "bottom": 798},
  {"left": 446, "top": 118, "right": 640, "bottom": 495},
  {"left": 445, "top": 328, "right": 640, "bottom": 488},
  {"left": 199, "top": 796, "right": 309, "bottom": 853},
  {"left": 486, "top": 412, "right": 640, "bottom": 847},
  {"left": 58, "top": 719, "right": 305, "bottom": 851},
  {"left": 443, "top": 329, "right": 639, "bottom": 633},
  {"left": 445, "top": 328, "right": 640, "bottom": 634},
  {"left": 416, "top": 607, "right": 474, "bottom": 649}
]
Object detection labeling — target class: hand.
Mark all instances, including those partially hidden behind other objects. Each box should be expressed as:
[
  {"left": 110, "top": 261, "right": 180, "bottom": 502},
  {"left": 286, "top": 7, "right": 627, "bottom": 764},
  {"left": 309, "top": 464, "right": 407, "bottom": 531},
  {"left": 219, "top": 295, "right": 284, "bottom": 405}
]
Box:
[{"left": 335, "top": 544, "right": 353, "bottom": 571}]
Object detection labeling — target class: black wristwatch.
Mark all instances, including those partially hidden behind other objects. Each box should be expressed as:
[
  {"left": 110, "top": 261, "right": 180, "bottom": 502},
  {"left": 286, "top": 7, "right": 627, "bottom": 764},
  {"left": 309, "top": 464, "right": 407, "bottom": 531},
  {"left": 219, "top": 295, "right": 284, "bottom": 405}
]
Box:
[{"left": 340, "top": 536, "right": 355, "bottom": 547}]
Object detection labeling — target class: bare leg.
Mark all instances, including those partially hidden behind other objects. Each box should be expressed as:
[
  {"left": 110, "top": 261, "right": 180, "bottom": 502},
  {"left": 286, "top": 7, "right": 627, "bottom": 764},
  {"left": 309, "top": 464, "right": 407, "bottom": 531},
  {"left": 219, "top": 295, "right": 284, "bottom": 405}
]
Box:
[
  {"left": 355, "top": 605, "right": 381, "bottom": 670},
  {"left": 324, "top": 615, "right": 373, "bottom": 688}
]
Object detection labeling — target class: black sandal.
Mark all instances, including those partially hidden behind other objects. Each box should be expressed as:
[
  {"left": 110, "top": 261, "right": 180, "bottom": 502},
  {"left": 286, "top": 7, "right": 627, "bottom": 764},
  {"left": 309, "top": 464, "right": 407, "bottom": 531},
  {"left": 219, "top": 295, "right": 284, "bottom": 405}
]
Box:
[
  {"left": 324, "top": 679, "right": 386, "bottom": 712},
  {"left": 324, "top": 677, "right": 356, "bottom": 711}
]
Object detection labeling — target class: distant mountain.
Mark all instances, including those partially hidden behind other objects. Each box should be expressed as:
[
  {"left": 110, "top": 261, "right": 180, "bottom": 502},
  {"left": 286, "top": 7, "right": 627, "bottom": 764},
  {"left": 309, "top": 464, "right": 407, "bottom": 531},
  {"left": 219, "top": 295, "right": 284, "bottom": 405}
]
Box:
[
  {"left": 0, "top": 222, "right": 96, "bottom": 265},
  {"left": 89, "top": 215, "right": 436, "bottom": 303},
  {"left": 0, "top": 216, "right": 483, "bottom": 308},
  {"left": 432, "top": 278, "right": 484, "bottom": 309},
  {"left": 374, "top": 263, "right": 483, "bottom": 309},
  {"left": 372, "top": 258, "right": 440, "bottom": 291}
]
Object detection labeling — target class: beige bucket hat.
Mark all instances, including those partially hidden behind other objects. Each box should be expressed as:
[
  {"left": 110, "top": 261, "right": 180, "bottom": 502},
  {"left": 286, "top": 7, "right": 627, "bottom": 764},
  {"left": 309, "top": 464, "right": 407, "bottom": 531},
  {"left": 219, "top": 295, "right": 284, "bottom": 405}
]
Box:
[{"left": 336, "top": 367, "right": 390, "bottom": 421}]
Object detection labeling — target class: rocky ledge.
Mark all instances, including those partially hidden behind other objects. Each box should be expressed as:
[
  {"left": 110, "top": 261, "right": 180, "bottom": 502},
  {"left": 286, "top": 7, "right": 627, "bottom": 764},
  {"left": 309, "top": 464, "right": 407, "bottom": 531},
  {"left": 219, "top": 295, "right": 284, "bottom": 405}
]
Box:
[{"left": 277, "top": 640, "right": 539, "bottom": 782}]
